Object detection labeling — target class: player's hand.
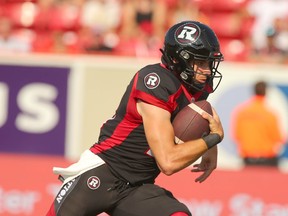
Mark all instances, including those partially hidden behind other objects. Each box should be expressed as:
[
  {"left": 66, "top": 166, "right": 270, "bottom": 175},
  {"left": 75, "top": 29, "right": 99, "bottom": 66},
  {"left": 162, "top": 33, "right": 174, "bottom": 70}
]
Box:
[
  {"left": 202, "top": 107, "right": 224, "bottom": 140},
  {"left": 191, "top": 146, "right": 218, "bottom": 183}
]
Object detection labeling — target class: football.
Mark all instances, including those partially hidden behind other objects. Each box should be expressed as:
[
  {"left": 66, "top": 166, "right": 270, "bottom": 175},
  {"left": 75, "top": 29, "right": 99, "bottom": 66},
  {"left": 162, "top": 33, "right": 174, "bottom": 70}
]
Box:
[{"left": 172, "top": 100, "right": 213, "bottom": 144}]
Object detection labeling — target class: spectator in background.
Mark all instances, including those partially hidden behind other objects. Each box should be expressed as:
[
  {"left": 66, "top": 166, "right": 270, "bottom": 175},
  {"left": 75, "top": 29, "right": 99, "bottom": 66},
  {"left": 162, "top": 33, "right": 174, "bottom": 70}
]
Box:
[
  {"left": 267, "top": 16, "right": 288, "bottom": 63},
  {"left": 166, "top": 0, "right": 210, "bottom": 27},
  {"left": 247, "top": 0, "right": 288, "bottom": 62},
  {"left": 78, "top": 0, "right": 121, "bottom": 53},
  {"left": 231, "top": 80, "right": 285, "bottom": 167},
  {"left": 255, "top": 16, "right": 288, "bottom": 64},
  {"left": 32, "top": 0, "right": 81, "bottom": 53},
  {"left": 117, "top": 0, "right": 167, "bottom": 57},
  {"left": 0, "top": 16, "right": 32, "bottom": 53}
]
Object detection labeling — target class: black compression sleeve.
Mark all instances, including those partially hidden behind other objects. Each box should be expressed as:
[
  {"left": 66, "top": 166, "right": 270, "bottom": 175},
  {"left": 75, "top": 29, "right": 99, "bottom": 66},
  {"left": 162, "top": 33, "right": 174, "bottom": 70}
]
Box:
[{"left": 202, "top": 133, "right": 222, "bottom": 149}]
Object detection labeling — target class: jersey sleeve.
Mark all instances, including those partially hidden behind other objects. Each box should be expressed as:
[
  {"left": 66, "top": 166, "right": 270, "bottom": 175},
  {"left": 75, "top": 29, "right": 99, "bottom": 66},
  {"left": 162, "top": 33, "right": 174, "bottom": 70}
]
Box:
[{"left": 132, "top": 64, "right": 180, "bottom": 113}]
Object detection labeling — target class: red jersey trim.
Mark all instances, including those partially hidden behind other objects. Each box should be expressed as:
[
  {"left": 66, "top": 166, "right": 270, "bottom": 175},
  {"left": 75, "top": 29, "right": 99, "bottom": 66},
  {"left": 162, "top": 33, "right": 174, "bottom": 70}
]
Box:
[
  {"left": 90, "top": 116, "right": 140, "bottom": 154},
  {"left": 133, "top": 89, "right": 173, "bottom": 112}
]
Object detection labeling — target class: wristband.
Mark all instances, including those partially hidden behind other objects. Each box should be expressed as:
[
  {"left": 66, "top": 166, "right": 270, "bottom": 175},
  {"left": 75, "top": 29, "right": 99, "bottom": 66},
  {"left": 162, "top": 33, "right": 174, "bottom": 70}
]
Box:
[{"left": 202, "top": 133, "right": 222, "bottom": 149}]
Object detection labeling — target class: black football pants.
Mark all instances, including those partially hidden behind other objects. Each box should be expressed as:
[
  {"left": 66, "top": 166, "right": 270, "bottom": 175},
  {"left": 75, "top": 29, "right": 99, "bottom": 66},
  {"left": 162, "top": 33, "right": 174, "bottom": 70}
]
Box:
[{"left": 47, "top": 164, "right": 191, "bottom": 216}]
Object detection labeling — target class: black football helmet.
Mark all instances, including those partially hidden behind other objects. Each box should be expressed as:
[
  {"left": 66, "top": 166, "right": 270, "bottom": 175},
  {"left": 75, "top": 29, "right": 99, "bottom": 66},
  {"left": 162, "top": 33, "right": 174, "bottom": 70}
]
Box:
[{"left": 161, "top": 21, "right": 223, "bottom": 94}]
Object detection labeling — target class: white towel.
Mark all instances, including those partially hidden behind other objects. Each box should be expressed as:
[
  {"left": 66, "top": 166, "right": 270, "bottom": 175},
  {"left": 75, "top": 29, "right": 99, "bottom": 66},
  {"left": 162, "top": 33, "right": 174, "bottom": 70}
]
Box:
[{"left": 53, "top": 150, "right": 105, "bottom": 184}]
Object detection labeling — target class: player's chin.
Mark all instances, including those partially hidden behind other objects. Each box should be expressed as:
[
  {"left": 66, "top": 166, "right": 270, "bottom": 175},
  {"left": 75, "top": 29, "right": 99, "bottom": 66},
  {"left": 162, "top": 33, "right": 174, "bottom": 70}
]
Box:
[{"left": 195, "top": 80, "right": 206, "bottom": 84}]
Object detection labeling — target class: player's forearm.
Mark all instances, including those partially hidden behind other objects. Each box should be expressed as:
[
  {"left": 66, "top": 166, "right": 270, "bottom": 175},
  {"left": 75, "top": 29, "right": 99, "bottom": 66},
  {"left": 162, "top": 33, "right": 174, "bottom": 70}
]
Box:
[{"left": 156, "top": 139, "right": 209, "bottom": 175}]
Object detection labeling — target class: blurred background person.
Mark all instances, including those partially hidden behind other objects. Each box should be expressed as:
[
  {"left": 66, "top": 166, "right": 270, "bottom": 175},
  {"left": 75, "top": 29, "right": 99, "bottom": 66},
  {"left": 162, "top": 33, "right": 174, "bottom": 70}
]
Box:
[
  {"left": 117, "top": 0, "right": 166, "bottom": 57},
  {"left": 231, "top": 80, "right": 285, "bottom": 167},
  {"left": 265, "top": 16, "right": 288, "bottom": 63},
  {"left": 32, "top": 0, "right": 82, "bottom": 53},
  {"left": 0, "top": 15, "right": 32, "bottom": 53},
  {"left": 246, "top": 0, "right": 288, "bottom": 62},
  {"left": 78, "top": 0, "right": 121, "bottom": 53},
  {"left": 166, "top": 0, "right": 210, "bottom": 27}
]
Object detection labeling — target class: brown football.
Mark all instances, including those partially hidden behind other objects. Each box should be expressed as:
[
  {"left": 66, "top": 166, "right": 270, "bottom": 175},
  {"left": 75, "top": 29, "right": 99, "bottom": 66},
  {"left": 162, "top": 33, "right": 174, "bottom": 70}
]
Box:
[{"left": 172, "top": 100, "right": 213, "bottom": 144}]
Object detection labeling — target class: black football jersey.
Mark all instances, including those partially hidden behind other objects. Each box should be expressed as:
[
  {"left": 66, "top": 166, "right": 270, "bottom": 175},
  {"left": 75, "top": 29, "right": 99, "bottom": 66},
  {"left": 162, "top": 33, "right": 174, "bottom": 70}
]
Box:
[{"left": 90, "top": 63, "right": 209, "bottom": 185}]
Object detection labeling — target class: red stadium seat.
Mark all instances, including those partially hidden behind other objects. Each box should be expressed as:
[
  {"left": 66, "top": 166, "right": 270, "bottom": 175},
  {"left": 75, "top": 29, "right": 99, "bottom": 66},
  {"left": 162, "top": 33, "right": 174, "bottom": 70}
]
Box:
[
  {"left": 207, "top": 12, "right": 253, "bottom": 39},
  {"left": 197, "top": 0, "right": 249, "bottom": 12},
  {"left": 1, "top": 2, "right": 36, "bottom": 28},
  {"left": 219, "top": 38, "right": 250, "bottom": 62}
]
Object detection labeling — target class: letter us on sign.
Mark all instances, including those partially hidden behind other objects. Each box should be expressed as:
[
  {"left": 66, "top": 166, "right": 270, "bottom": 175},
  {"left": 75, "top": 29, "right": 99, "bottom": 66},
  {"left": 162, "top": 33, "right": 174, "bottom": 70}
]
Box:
[{"left": 0, "top": 65, "right": 70, "bottom": 156}]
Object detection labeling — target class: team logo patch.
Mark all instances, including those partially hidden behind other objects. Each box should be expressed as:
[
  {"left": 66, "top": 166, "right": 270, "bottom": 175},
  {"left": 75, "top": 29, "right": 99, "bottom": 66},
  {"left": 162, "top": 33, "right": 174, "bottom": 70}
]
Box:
[
  {"left": 87, "top": 176, "right": 101, "bottom": 190},
  {"left": 144, "top": 73, "right": 160, "bottom": 89},
  {"left": 175, "top": 23, "right": 201, "bottom": 45}
]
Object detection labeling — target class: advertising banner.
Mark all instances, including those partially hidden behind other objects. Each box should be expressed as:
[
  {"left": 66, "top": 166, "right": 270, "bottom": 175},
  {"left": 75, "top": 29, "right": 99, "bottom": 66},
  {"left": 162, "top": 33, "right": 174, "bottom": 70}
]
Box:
[
  {"left": 156, "top": 167, "right": 288, "bottom": 216},
  {"left": 0, "top": 154, "right": 70, "bottom": 216},
  {"left": 0, "top": 65, "right": 69, "bottom": 155}
]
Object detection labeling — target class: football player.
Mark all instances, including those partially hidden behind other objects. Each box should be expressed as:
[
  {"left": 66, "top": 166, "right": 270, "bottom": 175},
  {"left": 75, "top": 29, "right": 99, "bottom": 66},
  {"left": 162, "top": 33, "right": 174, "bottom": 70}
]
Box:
[{"left": 47, "top": 20, "right": 224, "bottom": 216}]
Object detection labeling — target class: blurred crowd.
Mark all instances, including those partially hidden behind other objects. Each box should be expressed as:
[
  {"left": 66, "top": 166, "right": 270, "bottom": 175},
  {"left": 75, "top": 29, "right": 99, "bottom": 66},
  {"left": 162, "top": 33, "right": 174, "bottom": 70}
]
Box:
[{"left": 0, "top": 0, "right": 288, "bottom": 63}]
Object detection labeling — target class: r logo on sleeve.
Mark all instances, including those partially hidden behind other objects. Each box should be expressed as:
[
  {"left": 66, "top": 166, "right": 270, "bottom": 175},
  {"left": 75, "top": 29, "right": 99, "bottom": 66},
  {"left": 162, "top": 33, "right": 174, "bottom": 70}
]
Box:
[{"left": 144, "top": 73, "right": 160, "bottom": 89}]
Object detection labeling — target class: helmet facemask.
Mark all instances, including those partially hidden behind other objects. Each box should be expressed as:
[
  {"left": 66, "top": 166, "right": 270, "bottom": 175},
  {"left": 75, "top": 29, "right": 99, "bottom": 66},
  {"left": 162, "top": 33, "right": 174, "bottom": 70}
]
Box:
[
  {"left": 177, "top": 49, "right": 223, "bottom": 93},
  {"left": 161, "top": 47, "right": 223, "bottom": 94}
]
